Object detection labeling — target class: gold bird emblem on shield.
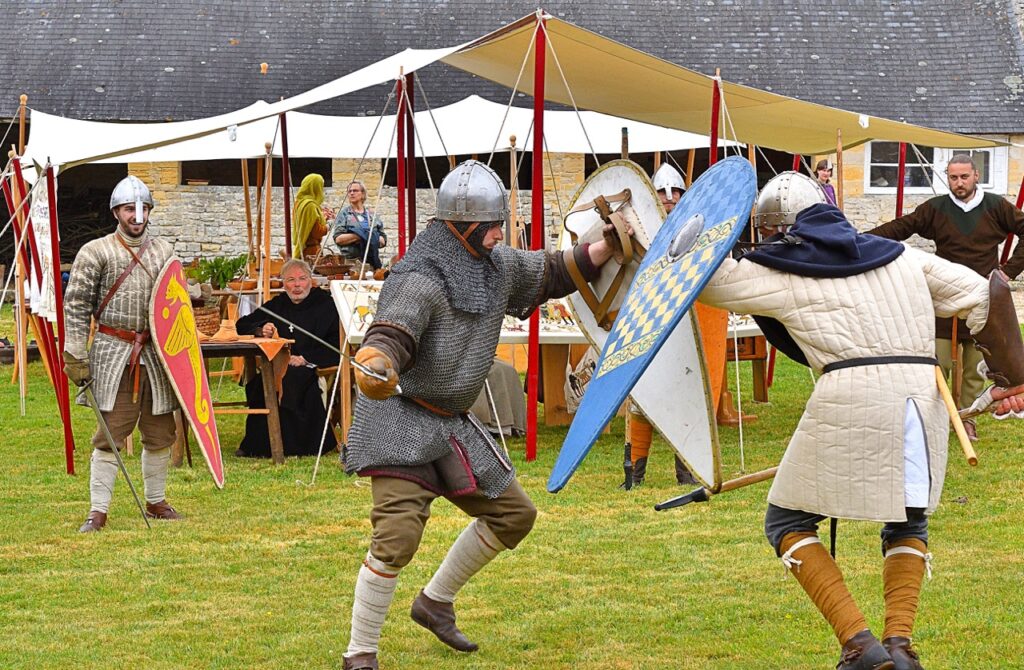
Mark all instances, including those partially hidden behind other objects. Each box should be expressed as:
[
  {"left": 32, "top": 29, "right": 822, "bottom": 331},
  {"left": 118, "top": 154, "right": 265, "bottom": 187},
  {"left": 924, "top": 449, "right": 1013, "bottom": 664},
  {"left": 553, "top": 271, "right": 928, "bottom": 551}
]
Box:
[{"left": 161, "top": 274, "right": 210, "bottom": 424}]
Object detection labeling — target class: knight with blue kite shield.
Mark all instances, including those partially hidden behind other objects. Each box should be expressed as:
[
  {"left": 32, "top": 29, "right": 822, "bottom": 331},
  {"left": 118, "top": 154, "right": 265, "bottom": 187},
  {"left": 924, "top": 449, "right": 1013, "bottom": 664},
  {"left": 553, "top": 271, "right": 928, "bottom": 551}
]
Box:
[
  {"left": 696, "top": 176, "right": 1024, "bottom": 670},
  {"left": 338, "top": 160, "right": 631, "bottom": 670}
]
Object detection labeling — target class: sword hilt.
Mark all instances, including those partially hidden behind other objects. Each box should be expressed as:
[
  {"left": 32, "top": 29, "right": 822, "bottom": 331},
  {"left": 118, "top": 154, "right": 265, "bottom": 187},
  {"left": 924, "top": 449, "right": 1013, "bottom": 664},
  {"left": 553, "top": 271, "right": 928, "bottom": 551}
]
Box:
[{"left": 654, "top": 486, "right": 711, "bottom": 511}]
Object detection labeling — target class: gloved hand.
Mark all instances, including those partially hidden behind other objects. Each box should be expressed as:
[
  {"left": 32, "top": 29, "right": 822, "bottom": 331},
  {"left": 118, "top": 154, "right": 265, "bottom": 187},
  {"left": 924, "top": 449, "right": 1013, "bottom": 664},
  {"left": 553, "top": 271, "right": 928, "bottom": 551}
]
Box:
[
  {"left": 62, "top": 351, "right": 92, "bottom": 387},
  {"left": 354, "top": 346, "right": 398, "bottom": 400}
]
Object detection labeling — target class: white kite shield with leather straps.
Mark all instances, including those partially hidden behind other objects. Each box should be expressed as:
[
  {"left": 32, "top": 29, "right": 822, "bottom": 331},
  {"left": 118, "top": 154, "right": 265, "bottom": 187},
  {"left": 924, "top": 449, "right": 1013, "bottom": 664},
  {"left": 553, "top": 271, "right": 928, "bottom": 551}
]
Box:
[{"left": 558, "top": 159, "right": 720, "bottom": 488}]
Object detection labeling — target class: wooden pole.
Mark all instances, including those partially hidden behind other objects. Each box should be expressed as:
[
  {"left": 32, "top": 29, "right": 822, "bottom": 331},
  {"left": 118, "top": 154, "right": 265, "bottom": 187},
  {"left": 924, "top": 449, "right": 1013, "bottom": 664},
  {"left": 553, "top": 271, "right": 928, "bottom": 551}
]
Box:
[
  {"left": 241, "top": 159, "right": 254, "bottom": 270},
  {"left": 405, "top": 73, "right": 417, "bottom": 244},
  {"left": 279, "top": 112, "right": 292, "bottom": 256},
  {"left": 508, "top": 134, "right": 519, "bottom": 248},
  {"left": 18, "top": 94, "right": 27, "bottom": 154},
  {"left": 396, "top": 74, "right": 407, "bottom": 258},
  {"left": 936, "top": 367, "right": 977, "bottom": 465},
  {"left": 895, "top": 142, "right": 907, "bottom": 218},
  {"left": 835, "top": 129, "right": 844, "bottom": 210},
  {"left": 653, "top": 151, "right": 661, "bottom": 171},
  {"left": 254, "top": 156, "right": 264, "bottom": 260},
  {"left": 747, "top": 144, "right": 757, "bottom": 241},
  {"left": 792, "top": 154, "right": 801, "bottom": 172},
  {"left": 526, "top": 11, "right": 546, "bottom": 462},
  {"left": 685, "top": 148, "right": 695, "bottom": 189},
  {"left": 46, "top": 165, "right": 76, "bottom": 474},
  {"left": 263, "top": 143, "right": 272, "bottom": 302},
  {"left": 620, "top": 127, "right": 628, "bottom": 159}
]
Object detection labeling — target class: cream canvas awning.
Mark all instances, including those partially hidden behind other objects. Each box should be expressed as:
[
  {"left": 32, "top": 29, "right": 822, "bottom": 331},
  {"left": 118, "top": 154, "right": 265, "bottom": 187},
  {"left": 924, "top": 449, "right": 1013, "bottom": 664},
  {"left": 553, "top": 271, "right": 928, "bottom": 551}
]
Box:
[{"left": 27, "top": 12, "right": 998, "bottom": 171}]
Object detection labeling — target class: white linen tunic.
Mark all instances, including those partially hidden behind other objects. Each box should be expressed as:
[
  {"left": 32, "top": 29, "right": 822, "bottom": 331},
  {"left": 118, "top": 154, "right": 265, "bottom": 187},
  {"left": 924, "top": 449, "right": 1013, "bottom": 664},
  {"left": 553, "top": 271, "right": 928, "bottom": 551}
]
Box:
[{"left": 699, "top": 246, "right": 989, "bottom": 522}]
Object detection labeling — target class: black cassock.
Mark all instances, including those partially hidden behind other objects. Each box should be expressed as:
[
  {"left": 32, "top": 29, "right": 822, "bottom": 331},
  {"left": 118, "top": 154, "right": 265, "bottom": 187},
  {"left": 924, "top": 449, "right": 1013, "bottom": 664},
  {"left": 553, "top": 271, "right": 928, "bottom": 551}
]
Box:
[{"left": 235, "top": 288, "right": 340, "bottom": 457}]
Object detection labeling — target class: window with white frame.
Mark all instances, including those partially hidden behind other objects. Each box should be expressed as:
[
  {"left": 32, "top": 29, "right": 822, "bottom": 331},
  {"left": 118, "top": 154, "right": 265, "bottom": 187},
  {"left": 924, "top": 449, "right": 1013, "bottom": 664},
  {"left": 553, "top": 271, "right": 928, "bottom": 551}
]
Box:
[{"left": 865, "top": 141, "right": 1008, "bottom": 195}]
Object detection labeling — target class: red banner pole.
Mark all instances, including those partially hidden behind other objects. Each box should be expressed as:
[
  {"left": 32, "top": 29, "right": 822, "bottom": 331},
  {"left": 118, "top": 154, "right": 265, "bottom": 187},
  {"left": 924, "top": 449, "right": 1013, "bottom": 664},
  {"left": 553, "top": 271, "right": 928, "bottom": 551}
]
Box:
[
  {"left": 279, "top": 112, "right": 292, "bottom": 256},
  {"left": 46, "top": 165, "right": 77, "bottom": 474},
  {"left": 709, "top": 70, "right": 721, "bottom": 167},
  {"left": 396, "top": 77, "right": 407, "bottom": 258},
  {"left": 792, "top": 154, "right": 801, "bottom": 172},
  {"left": 405, "top": 73, "right": 417, "bottom": 244},
  {"left": 999, "top": 172, "right": 1024, "bottom": 266},
  {"left": 526, "top": 13, "right": 546, "bottom": 462},
  {"left": 895, "top": 142, "right": 907, "bottom": 218}
]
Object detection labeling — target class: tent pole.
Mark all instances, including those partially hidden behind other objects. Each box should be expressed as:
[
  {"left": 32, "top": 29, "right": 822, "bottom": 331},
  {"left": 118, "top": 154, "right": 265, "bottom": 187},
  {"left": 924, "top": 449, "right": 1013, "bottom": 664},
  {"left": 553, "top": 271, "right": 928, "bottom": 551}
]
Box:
[
  {"left": 406, "top": 73, "right": 417, "bottom": 244},
  {"left": 709, "top": 69, "right": 721, "bottom": 167},
  {"left": 508, "top": 134, "right": 518, "bottom": 249},
  {"left": 241, "top": 159, "right": 254, "bottom": 271},
  {"left": 280, "top": 112, "right": 293, "bottom": 257},
  {"left": 685, "top": 148, "right": 695, "bottom": 189},
  {"left": 526, "top": 10, "right": 546, "bottom": 462},
  {"left": 263, "top": 143, "right": 272, "bottom": 302},
  {"left": 396, "top": 74, "right": 407, "bottom": 259},
  {"left": 895, "top": 142, "right": 907, "bottom": 217},
  {"left": 999, "top": 172, "right": 1024, "bottom": 265},
  {"left": 653, "top": 151, "right": 661, "bottom": 171},
  {"left": 836, "top": 129, "right": 844, "bottom": 210},
  {"left": 18, "top": 94, "right": 27, "bottom": 154},
  {"left": 620, "top": 127, "right": 628, "bottom": 159},
  {"left": 792, "top": 154, "right": 801, "bottom": 172},
  {"left": 46, "top": 165, "right": 76, "bottom": 474},
  {"left": 254, "top": 156, "right": 264, "bottom": 261}
]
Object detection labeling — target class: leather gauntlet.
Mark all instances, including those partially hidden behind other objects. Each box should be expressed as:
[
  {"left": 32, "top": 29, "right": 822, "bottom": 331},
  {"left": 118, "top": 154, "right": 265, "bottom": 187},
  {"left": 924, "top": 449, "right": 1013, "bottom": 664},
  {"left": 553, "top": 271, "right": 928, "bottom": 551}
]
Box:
[
  {"left": 972, "top": 270, "right": 1024, "bottom": 387},
  {"left": 354, "top": 346, "right": 399, "bottom": 400}
]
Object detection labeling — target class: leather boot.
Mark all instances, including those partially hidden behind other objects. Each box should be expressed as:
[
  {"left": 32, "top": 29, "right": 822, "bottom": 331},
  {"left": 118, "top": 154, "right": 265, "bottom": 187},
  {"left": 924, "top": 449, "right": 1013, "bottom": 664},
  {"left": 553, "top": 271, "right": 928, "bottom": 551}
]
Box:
[
  {"left": 882, "top": 637, "right": 924, "bottom": 670},
  {"left": 78, "top": 510, "right": 107, "bottom": 533},
  {"left": 632, "top": 456, "right": 648, "bottom": 486},
  {"left": 145, "top": 500, "right": 183, "bottom": 520},
  {"left": 837, "top": 630, "right": 895, "bottom": 670},
  {"left": 674, "top": 456, "right": 698, "bottom": 486},
  {"left": 410, "top": 590, "right": 479, "bottom": 652},
  {"left": 619, "top": 442, "right": 633, "bottom": 490},
  {"left": 342, "top": 652, "right": 379, "bottom": 670}
]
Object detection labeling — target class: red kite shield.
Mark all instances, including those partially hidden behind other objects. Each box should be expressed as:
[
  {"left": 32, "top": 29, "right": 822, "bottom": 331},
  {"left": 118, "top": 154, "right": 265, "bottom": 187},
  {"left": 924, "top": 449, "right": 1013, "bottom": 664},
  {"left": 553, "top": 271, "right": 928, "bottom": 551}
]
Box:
[{"left": 150, "top": 259, "right": 225, "bottom": 488}]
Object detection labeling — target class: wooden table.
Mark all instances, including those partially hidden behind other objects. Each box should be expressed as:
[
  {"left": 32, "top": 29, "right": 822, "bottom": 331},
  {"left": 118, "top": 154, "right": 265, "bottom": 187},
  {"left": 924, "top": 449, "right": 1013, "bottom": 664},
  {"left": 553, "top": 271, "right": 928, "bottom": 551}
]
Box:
[{"left": 200, "top": 340, "right": 291, "bottom": 464}]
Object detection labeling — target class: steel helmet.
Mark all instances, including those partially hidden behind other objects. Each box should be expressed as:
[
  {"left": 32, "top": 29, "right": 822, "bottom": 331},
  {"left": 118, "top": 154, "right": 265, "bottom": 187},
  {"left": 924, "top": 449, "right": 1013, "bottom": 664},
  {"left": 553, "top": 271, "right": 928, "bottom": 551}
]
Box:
[
  {"left": 109, "top": 175, "right": 154, "bottom": 212},
  {"left": 752, "top": 171, "right": 827, "bottom": 231},
  {"left": 652, "top": 163, "right": 685, "bottom": 195},
  {"left": 435, "top": 160, "right": 508, "bottom": 224}
]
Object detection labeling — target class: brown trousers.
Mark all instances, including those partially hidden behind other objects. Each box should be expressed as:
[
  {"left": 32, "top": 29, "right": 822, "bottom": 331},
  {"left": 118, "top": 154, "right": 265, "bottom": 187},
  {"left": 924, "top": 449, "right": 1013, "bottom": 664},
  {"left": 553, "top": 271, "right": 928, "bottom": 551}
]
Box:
[
  {"left": 91, "top": 366, "right": 177, "bottom": 452},
  {"left": 369, "top": 476, "right": 537, "bottom": 569}
]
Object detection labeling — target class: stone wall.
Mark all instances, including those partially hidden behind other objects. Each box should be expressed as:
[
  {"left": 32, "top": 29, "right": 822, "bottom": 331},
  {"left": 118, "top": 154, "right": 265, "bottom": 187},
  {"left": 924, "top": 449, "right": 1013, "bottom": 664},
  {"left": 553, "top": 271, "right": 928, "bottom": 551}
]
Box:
[{"left": 131, "top": 153, "right": 581, "bottom": 262}]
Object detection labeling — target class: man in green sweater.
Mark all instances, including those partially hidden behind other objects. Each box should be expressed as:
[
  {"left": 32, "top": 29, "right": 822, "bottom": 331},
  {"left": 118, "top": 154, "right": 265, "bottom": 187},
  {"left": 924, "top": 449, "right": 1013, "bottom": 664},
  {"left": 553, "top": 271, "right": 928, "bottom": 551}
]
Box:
[{"left": 867, "top": 153, "right": 1024, "bottom": 441}]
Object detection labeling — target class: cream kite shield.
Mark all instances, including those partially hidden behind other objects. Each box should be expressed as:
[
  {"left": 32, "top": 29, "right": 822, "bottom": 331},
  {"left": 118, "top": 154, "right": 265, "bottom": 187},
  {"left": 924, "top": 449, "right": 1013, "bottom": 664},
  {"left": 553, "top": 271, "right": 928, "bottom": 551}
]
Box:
[
  {"left": 150, "top": 258, "right": 225, "bottom": 488},
  {"left": 558, "top": 159, "right": 719, "bottom": 488}
]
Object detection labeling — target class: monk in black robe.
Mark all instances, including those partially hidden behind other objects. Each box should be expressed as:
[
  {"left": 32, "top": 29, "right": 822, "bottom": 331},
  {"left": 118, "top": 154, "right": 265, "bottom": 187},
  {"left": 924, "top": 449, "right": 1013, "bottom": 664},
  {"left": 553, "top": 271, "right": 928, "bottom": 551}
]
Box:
[{"left": 236, "top": 259, "right": 340, "bottom": 457}]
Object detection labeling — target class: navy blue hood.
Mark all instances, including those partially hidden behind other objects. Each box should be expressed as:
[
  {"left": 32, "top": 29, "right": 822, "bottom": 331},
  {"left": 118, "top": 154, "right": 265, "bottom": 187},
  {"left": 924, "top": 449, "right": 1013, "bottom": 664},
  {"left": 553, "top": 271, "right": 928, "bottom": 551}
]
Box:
[{"left": 743, "top": 203, "right": 905, "bottom": 366}]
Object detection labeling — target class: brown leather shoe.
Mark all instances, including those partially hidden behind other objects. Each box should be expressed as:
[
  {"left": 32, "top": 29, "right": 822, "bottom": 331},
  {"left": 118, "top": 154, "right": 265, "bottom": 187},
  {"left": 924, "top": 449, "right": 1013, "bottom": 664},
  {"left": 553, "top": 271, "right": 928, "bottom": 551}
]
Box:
[
  {"left": 410, "top": 590, "right": 479, "bottom": 652},
  {"left": 882, "top": 637, "right": 924, "bottom": 670},
  {"left": 145, "top": 500, "right": 183, "bottom": 520},
  {"left": 342, "top": 652, "right": 378, "bottom": 670},
  {"left": 837, "top": 630, "right": 895, "bottom": 670},
  {"left": 78, "top": 510, "right": 107, "bottom": 533},
  {"left": 962, "top": 418, "right": 978, "bottom": 443}
]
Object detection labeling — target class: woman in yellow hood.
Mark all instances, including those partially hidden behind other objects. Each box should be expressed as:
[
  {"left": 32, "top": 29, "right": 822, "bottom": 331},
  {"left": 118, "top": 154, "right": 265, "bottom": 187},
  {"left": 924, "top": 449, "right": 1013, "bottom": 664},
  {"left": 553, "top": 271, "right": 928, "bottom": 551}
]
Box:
[{"left": 291, "top": 173, "right": 327, "bottom": 259}]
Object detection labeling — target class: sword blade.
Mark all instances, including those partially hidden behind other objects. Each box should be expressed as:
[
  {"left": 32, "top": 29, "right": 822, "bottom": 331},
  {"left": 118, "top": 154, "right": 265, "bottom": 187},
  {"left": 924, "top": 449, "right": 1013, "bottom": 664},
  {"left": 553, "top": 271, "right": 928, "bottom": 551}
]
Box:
[{"left": 78, "top": 383, "right": 151, "bottom": 529}]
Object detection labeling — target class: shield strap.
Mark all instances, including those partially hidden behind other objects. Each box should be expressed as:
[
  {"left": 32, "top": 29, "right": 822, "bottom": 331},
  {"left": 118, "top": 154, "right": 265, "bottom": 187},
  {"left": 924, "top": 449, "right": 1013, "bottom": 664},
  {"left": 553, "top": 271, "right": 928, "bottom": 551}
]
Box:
[{"left": 563, "top": 193, "right": 647, "bottom": 331}]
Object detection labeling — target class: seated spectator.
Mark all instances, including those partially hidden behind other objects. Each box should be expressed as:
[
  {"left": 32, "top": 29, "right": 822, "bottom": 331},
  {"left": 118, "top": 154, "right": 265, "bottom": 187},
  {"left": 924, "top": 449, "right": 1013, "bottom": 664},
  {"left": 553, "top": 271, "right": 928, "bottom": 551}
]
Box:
[
  {"left": 333, "top": 180, "right": 386, "bottom": 269},
  {"left": 235, "top": 259, "right": 340, "bottom": 458},
  {"left": 292, "top": 173, "right": 329, "bottom": 259}
]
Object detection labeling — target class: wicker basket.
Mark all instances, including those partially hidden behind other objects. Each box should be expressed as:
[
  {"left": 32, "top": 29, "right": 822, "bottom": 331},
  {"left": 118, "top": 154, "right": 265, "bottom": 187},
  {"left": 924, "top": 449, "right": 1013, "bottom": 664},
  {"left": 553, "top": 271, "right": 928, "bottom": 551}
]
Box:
[{"left": 193, "top": 305, "right": 222, "bottom": 337}]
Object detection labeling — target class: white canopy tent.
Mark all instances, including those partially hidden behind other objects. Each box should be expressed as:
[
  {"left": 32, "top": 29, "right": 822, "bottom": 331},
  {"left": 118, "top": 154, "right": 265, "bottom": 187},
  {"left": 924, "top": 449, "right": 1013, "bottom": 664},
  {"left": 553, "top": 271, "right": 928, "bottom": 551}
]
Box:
[{"left": 23, "top": 96, "right": 737, "bottom": 167}]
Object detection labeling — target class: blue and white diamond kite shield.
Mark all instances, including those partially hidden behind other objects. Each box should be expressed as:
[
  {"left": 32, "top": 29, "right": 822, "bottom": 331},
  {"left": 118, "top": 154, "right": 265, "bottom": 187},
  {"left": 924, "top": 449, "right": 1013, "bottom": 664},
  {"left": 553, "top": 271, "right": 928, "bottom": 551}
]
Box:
[{"left": 548, "top": 156, "right": 757, "bottom": 493}]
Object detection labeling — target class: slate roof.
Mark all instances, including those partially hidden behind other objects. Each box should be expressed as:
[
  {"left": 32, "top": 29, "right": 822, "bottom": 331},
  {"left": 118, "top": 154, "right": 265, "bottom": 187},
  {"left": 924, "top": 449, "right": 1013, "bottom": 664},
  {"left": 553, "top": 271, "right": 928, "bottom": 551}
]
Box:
[{"left": 3, "top": 0, "right": 1023, "bottom": 134}]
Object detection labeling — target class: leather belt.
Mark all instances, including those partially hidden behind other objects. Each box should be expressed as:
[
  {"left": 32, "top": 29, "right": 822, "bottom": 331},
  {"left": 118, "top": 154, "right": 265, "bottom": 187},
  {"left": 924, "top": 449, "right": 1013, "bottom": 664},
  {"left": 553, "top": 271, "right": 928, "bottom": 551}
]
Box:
[
  {"left": 822, "top": 355, "right": 937, "bottom": 375},
  {"left": 409, "top": 396, "right": 461, "bottom": 418},
  {"left": 97, "top": 324, "right": 151, "bottom": 402}
]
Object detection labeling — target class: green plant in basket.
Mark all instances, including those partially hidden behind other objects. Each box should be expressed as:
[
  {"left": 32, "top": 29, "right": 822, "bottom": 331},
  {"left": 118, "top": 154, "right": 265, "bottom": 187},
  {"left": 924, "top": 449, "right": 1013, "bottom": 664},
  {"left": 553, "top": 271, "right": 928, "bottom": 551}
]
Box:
[{"left": 192, "top": 254, "right": 247, "bottom": 289}]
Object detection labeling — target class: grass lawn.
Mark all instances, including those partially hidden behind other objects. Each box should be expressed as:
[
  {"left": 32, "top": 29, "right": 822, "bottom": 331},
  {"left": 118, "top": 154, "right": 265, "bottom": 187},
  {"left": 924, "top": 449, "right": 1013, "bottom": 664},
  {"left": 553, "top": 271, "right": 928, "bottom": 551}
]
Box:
[{"left": 1, "top": 317, "right": 1023, "bottom": 668}]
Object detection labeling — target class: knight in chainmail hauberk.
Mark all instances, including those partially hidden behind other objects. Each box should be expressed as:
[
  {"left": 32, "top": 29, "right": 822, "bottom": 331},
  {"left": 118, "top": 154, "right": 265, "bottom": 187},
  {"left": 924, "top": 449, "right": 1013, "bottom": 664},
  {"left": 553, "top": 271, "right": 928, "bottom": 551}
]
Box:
[
  {"left": 340, "top": 160, "right": 629, "bottom": 670},
  {"left": 63, "top": 176, "right": 183, "bottom": 532}
]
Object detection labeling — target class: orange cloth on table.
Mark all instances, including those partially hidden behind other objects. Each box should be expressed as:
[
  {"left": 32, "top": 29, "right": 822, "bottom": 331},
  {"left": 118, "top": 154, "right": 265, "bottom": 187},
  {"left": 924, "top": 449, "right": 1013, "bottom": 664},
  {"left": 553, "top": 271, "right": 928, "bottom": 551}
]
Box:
[
  {"left": 291, "top": 174, "right": 326, "bottom": 259},
  {"left": 247, "top": 337, "right": 293, "bottom": 398}
]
